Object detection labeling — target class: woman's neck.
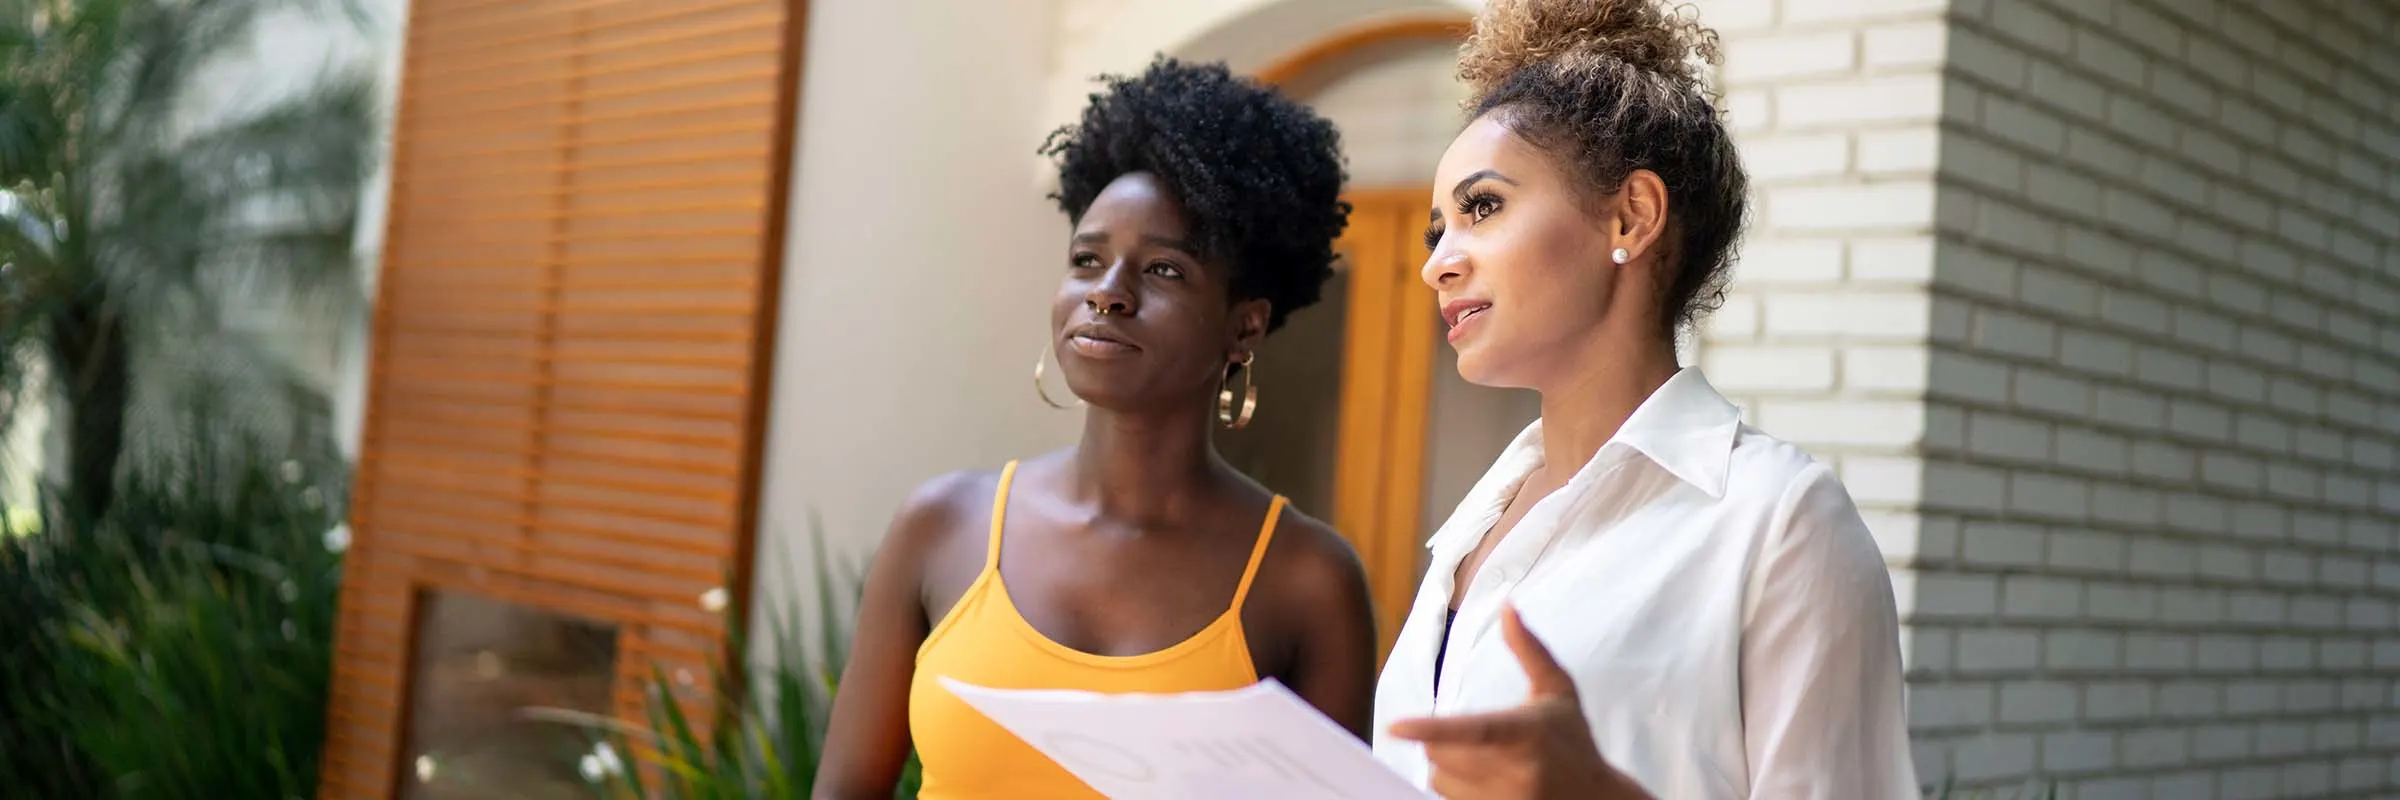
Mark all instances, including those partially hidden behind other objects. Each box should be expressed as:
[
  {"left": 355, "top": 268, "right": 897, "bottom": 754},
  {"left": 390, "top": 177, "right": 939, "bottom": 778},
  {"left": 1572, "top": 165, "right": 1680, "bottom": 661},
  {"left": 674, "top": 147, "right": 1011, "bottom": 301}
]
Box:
[
  {"left": 1532, "top": 322, "right": 1681, "bottom": 481},
  {"left": 1071, "top": 397, "right": 1223, "bottom": 525}
]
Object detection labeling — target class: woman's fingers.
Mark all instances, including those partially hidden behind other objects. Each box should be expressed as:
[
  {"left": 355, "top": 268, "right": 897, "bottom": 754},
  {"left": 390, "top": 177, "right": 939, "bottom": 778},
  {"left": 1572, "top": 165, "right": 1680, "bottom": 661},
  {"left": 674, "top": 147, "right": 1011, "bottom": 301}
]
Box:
[
  {"left": 1390, "top": 605, "right": 1578, "bottom": 747},
  {"left": 1387, "top": 706, "right": 1539, "bottom": 746},
  {"left": 1419, "top": 736, "right": 1524, "bottom": 798},
  {"left": 1498, "top": 605, "right": 1576, "bottom": 701},
  {"left": 1391, "top": 605, "right": 1606, "bottom": 799}
]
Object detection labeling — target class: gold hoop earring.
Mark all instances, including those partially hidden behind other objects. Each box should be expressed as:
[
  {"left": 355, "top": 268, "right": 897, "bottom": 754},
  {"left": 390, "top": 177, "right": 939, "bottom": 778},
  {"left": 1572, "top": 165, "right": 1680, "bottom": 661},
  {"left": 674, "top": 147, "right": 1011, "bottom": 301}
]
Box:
[
  {"left": 1217, "top": 353, "right": 1257, "bottom": 430},
  {"left": 1034, "top": 342, "right": 1083, "bottom": 409}
]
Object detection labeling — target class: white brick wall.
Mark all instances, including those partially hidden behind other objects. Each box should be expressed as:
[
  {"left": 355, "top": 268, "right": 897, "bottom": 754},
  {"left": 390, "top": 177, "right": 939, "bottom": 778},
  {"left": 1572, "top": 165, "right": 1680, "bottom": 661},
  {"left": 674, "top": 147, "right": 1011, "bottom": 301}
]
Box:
[
  {"left": 1698, "top": 0, "right": 2400, "bottom": 795},
  {"left": 1689, "top": 0, "right": 1968, "bottom": 783},
  {"left": 1905, "top": 0, "right": 2400, "bottom": 796},
  {"left": 1690, "top": 0, "right": 1947, "bottom": 610},
  {"left": 1690, "top": 0, "right": 1954, "bottom": 786}
]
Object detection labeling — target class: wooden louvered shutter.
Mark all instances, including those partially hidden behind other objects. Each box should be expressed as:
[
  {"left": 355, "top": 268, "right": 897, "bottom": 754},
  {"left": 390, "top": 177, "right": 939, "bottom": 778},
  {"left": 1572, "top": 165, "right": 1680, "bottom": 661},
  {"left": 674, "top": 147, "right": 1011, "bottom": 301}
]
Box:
[
  {"left": 319, "top": 0, "right": 802, "bottom": 795},
  {"left": 1324, "top": 190, "right": 1438, "bottom": 663}
]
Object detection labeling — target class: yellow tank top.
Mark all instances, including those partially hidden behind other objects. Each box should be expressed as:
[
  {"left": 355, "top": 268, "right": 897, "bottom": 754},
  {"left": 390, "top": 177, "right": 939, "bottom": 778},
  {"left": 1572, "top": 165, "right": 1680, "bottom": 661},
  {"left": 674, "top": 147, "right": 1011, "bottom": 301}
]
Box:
[{"left": 907, "top": 460, "right": 1286, "bottom": 798}]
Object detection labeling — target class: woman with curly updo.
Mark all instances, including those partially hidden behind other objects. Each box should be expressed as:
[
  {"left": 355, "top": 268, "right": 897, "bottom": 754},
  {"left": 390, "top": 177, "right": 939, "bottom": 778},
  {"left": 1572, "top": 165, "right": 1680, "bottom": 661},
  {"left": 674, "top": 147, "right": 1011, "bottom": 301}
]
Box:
[
  {"left": 813, "top": 57, "right": 1378, "bottom": 799},
  {"left": 1372, "top": 1, "right": 1920, "bottom": 798}
]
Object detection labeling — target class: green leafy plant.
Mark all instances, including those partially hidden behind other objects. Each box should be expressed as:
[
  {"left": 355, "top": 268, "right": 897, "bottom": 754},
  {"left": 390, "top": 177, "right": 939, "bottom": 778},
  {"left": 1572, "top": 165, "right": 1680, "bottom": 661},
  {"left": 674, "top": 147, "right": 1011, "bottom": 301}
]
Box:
[
  {"left": 0, "top": 0, "right": 375, "bottom": 526},
  {"left": 0, "top": 0, "right": 372, "bottom": 783},
  {"left": 0, "top": 439, "right": 347, "bottom": 797},
  {"left": 550, "top": 525, "right": 920, "bottom": 799}
]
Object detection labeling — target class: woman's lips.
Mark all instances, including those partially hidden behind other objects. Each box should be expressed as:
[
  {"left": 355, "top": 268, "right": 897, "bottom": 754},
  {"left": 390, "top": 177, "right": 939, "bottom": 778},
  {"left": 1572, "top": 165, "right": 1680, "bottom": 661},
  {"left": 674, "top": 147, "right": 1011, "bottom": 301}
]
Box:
[
  {"left": 1066, "top": 332, "right": 1140, "bottom": 358},
  {"left": 1446, "top": 304, "right": 1490, "bottom": 343}
]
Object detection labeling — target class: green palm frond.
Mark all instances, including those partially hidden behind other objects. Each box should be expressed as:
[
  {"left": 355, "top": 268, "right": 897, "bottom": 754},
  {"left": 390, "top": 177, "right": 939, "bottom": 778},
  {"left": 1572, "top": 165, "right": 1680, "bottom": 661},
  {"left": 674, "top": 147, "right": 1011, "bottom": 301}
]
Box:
[
  {"left": 0, "top": 0, "right": 377, "bottom": 519},
  {"left": 97, "top": 67, "right": 375, "bottom": 317},
  {"left": 0, "top": 0, "right": 375, "bottom": 786},
  {"left": 0, "top": 80, "right": 63, "bottom": 185},
  {"left": 124, "top": 325, "right": 336, "bottom": 489}
]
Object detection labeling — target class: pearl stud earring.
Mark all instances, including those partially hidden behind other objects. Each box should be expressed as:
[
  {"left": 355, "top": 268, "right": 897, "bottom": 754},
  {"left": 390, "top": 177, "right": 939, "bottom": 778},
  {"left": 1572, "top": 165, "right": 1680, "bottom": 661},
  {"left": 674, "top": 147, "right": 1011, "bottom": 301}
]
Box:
[{"left": 1611, "top": 247, "right": 1631, "bottom": 264}]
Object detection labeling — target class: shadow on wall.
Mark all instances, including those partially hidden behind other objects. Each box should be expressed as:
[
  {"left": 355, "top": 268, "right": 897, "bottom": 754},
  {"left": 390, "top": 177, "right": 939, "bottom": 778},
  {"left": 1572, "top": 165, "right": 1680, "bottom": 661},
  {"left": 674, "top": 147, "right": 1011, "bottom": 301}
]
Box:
[{"left": 1170, "top": 0, "right": 1477, "bottom": 71}]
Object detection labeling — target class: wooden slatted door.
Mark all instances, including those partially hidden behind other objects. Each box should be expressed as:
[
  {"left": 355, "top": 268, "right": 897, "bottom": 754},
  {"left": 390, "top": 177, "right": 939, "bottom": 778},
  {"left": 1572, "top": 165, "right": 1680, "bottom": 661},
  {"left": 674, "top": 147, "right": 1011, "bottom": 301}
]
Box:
[
  {"left": 1329, "top": 189, "right": 1439, "bottom": 661},
  {"left": 320, "top": 0, "right": 801, "bottom": 795}
]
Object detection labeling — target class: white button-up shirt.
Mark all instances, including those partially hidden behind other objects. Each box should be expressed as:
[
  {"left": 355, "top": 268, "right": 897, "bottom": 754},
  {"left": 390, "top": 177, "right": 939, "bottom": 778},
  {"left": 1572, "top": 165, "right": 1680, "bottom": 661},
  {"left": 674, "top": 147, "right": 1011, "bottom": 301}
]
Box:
[{"left": 1372, "top": 369, "right": 1918, "bottom": 799}]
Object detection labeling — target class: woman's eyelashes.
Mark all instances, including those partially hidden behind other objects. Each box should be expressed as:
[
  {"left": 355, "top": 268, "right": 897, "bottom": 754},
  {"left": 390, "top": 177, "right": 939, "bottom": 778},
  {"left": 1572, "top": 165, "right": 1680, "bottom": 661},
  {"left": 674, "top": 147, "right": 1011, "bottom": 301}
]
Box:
[
  {"left": 1458, "top": 191, "right": 1502, "bottom": 223},
  {"left": 1068, "top": 251, "right": 1186, "bottom": 281},
  {"left": 1421, "top": 192, "right": 1505, "bottom": 251}
]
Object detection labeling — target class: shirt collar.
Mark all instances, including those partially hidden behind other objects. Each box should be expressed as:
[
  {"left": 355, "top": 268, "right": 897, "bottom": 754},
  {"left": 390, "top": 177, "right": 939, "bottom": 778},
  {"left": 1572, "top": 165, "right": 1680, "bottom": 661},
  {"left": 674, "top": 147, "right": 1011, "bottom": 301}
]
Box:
[
  {"left": 1603, "top": 367, "right": 1743, "bottom": 499},
  {"left": 1422, "top": 368, "right": 1744, "bottom": 555}
]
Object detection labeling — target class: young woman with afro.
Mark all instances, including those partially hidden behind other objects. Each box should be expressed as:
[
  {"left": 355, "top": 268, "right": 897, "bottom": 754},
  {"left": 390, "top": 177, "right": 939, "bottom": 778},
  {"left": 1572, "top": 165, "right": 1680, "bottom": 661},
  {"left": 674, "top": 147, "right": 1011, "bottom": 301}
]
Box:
[{"left": 813, "top": 56, "right": 1377, "bottom": 799}]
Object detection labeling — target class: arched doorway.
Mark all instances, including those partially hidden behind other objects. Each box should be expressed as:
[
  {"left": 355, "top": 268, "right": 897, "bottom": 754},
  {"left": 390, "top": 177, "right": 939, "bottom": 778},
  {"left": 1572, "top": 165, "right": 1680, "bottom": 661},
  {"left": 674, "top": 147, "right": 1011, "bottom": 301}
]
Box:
[{"left": 1212, "top": 16, "right": 1544, "bottom": 660}]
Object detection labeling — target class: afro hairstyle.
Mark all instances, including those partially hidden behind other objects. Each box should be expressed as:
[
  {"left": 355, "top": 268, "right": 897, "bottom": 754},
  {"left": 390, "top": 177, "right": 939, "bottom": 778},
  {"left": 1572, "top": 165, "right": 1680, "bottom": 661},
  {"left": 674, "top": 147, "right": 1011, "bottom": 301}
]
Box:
[{"left": 1041, "top": 55, "right": 1350, "bottom": 333}]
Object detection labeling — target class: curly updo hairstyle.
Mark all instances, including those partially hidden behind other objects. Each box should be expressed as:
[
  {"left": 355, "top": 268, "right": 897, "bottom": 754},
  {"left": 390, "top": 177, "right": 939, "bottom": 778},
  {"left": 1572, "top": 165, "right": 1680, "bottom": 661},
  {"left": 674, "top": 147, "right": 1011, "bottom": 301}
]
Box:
[
  {"left": 1041, "top": 55, "right": 1351, "bottom": 333},
  {"left": 1459, "top": 0, "right": 1749, "bottom": 334}
]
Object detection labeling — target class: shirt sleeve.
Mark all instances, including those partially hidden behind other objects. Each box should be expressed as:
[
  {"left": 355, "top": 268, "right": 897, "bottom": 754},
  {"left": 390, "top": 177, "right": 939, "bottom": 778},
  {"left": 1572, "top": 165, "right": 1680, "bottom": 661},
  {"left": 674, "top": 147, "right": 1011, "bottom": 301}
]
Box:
[{"left": 1739, "top": 462, "right": 1921, "bottom": 799}]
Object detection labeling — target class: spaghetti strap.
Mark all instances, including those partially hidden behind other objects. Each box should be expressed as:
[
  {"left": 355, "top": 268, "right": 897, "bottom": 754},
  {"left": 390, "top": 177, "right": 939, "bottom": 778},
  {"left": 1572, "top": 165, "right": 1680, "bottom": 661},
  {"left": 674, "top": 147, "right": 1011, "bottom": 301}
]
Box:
[
  {"left": 985, "top": 461, "right": 1018, "bottom": 569},
  {"left": 1226, "top": 495, "right": 1286, "bottom": 613}
]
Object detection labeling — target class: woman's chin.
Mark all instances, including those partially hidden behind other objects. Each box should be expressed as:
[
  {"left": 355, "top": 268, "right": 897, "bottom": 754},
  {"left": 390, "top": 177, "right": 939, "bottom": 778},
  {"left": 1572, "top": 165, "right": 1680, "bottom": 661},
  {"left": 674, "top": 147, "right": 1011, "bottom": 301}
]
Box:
[
  {"left": 1451, "top": 347, "right": 1515, "bottom": 389},
  {"left": 1059, "top": 384, "right": 1147, "bottom": 414},
  {"left": 1440, "top": 348, "right": 1497, "bottom": 384}
]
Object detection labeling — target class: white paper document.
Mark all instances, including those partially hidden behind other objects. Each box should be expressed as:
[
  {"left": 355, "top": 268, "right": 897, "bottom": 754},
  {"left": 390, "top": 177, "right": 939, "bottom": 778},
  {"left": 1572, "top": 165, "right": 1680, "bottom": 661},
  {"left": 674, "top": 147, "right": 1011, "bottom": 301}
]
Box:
[{"left": 941, "top": 676, "right": 1432, "bottom": 799}]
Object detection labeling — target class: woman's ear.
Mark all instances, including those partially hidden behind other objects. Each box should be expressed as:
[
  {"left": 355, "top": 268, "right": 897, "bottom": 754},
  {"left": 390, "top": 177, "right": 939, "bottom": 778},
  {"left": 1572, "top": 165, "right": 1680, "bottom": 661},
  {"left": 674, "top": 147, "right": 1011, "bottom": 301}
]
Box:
[
  {"left": 1230, "top": 298, "right": 1271, "bottom": 359},
  {"left": 1613, "top": 168, "right": 1670, "bottom": 266}
]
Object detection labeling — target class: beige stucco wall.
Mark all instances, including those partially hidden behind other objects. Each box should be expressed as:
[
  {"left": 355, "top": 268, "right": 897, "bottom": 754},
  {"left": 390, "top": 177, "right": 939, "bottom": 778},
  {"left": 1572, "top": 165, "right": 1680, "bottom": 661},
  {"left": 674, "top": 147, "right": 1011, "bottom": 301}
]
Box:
[{"left": 753, "top": 0, "right": 1079, "bottom": 627}]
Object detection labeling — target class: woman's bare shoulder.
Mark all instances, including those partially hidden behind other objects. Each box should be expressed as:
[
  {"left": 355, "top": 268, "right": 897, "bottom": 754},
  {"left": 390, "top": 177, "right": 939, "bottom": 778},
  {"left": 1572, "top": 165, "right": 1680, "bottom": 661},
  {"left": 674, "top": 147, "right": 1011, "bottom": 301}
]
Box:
[{"left": 1252, "top": 503, "right": 1375, "bottom": 626}]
